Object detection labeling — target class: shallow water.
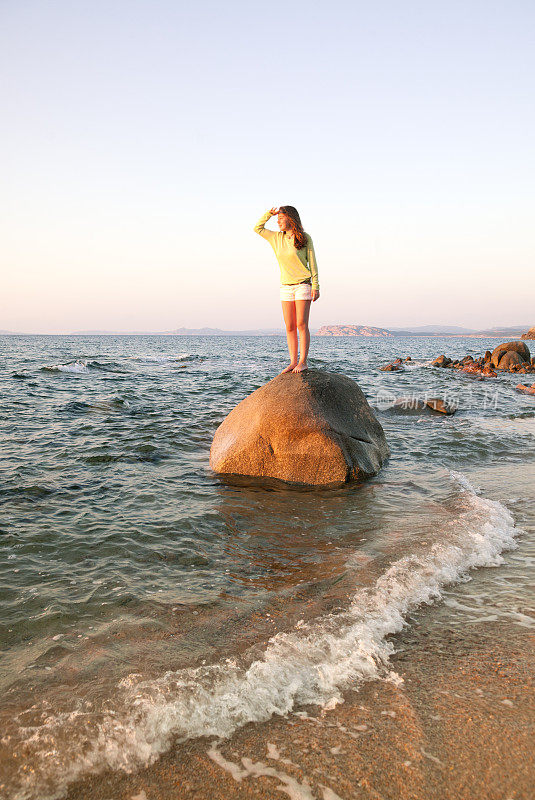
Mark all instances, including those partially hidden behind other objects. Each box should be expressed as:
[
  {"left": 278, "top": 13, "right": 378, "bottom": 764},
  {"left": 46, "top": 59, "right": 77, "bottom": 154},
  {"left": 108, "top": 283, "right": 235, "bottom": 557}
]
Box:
[{"left": 0, "top": 334, "right": 533, "bottom": 800}]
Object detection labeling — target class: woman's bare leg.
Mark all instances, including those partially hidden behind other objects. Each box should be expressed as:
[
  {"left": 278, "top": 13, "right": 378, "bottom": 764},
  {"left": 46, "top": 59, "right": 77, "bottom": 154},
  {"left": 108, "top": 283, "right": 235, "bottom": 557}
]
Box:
[
  {"left": 293, "top": 299, "right": 312, "bottom": 372},
  {"left": 280, "top": 300, "right": 298, "bottom": 373}
]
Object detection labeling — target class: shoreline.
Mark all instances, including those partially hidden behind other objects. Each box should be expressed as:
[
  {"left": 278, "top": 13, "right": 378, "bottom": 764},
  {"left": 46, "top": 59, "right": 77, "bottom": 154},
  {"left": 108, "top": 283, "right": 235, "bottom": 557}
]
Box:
[
  {"left": 3, "top": 335, "right": 533, "bottom": 800},
  {"left": 64, "top": 615, "right": 534, "bottom": 800}
]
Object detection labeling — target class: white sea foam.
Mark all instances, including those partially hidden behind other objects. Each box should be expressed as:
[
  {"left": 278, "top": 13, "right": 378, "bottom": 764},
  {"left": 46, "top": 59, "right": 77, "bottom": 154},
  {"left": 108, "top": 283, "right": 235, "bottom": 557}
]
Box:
[
  {"left": 402, "top": 358, "right": 437, "bottom": 369},
  {"left": 207, "top": 741, "right": 317, "bottom": 799},
  {"left": 9, "top": 472, "right": 520, "bottom": 800},
  {"left": 44, "top": 354, "right": 193, "bottom": 372},
  {"left": 44, "top": 359, "right": 90, "bottom": 373}
]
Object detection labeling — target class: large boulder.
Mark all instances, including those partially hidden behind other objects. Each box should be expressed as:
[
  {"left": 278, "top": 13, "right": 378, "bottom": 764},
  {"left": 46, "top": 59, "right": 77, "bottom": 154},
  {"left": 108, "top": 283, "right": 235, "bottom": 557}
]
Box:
[
  {"left": 490, "top": 341, "right": 530, "bottom": 367},
  {"left": 209, "top": 369, "right": 390, "bottom": 486},
  {"left": 497, "top": 351, "right": 525, "bottom": 370},
  {"left": 521, "top": 327, "right": 535, "bottom": 340}
]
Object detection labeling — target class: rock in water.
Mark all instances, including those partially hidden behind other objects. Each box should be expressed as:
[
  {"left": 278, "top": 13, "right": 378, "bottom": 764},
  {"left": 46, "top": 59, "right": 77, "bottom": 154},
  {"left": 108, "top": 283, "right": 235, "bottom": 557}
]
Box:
[
  {"left": 209, "top": 369, "right": 390, "bottom": 486},
  {"left": 490, "top": 341, "right": 530, "bottom": 368},
  {"left": 432, "top": 355, "right": 451, "bottom": 367},
  {"left": 389, "top": 397, "right": 457, "bottom": 415},
  {"left": 497, "top": 351, "right": 526, "bottom": 369},
  {"left": 516, "top": 383, "right": 535, "bottom": 395},
  {"left": 425, "top": 398, "right": 457, "bottom": 415}
]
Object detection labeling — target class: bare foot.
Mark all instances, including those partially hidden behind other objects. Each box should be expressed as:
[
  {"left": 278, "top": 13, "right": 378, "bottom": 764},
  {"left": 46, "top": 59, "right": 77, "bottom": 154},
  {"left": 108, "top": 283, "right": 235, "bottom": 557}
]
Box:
[
  {"left": 280, "top": 362, "right": 298, "bottom": 374},
  {"left": 292, "top": 361, "right": 308, "bottom": 373}
]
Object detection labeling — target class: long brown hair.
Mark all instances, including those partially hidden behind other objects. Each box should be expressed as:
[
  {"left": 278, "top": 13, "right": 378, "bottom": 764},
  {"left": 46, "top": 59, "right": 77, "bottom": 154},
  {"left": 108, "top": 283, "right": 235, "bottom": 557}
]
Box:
[{"left": 279, "top": 205, "right": 308, "bottom": 250}]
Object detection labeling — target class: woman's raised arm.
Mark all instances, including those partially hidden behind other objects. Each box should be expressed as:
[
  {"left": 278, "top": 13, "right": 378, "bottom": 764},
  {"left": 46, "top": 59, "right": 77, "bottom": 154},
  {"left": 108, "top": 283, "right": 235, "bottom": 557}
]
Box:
[{"left": 253, "top": 209, "right": 277, "bottom": 240}]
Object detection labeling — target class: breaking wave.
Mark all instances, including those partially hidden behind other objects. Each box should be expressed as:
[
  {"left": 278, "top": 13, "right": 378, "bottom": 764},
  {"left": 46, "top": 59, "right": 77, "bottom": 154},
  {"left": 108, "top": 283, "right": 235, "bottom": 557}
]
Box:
[
  {"left": 42, "top": 359, "right": 125, "bottom": 374},
  {"left": 5, "top": 472, "right": 520, "bottom": 800}
]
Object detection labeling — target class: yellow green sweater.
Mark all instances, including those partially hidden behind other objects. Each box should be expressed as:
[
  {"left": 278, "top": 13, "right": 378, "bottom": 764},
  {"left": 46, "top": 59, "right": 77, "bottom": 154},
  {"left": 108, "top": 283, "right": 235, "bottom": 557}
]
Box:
[{"left": 253, "top": 210, "right": 319, "bottom": 291}]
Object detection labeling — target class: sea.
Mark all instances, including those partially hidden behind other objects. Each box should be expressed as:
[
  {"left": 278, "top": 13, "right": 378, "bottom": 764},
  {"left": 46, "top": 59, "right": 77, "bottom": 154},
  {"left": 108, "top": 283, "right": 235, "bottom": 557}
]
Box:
[{"left": 0, "top": 333, "right": 533, "bottom": 800}]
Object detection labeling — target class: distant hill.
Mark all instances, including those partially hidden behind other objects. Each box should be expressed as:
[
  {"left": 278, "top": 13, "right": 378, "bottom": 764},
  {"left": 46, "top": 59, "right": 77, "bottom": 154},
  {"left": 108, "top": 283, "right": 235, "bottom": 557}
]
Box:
[
  {"left": 167, "top": 327, "right": 284, "bottom": 335},
  {"left": 5, "top": 323, "right": 533, "bottom": 337},
  {"left": 388, "top": 325, "right": 477, "bottom": 334},
  {"left": 389, "top": 324, "right": 531, "bottom": 336},
  {"left": 69, "top": 327, "right": 285, "bottom": 336},
  {"left": 473, "top": 325, "right": 532, "bottom": 337},
  {"left": 317, "top": 325, "right": 393, "bottom": 337},
  {"left": 316, "top": 324, "right": 532, "bottom": 338}
]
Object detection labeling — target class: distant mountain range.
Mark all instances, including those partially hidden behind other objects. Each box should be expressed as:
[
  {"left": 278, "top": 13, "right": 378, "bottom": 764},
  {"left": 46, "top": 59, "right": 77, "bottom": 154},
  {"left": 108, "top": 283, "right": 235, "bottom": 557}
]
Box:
[
  {"left": 317, "top": 325, "right": 393, "bottom": 337},
  {"left": 386, "top": 324, "right": 533, "bottom": 338},
  {"left": 317, "top": 324, "right": 532, "bottom": 338},
  {"left": 66, "top": 327, "right": 285, "bottom": 336},
  {"left": 1, "top": 324, "right": 532, "bottom": 337},
  {"left": 388, "top": 325, "right": 475, "bottom": 334}
]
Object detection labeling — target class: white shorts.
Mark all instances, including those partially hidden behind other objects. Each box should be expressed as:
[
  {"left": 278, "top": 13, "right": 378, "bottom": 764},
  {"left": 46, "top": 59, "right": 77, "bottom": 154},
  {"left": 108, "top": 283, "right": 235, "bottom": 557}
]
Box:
[{"left": 280, "top": 282, "right": 313, "bottom": 301}]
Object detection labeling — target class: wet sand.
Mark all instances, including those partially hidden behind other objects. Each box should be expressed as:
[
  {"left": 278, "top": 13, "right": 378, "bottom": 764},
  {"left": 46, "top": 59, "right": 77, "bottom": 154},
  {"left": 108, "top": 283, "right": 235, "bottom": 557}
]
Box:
[{"left": 65, "top": 612, "right": 534, "bottom": 800}]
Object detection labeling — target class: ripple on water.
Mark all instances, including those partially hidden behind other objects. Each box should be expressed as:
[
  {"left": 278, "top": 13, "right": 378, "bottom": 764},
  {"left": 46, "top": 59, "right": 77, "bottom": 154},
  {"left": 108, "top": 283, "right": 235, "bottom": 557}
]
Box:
[{"left": 0, "top": 334, "right": 533, "bottom": 799}]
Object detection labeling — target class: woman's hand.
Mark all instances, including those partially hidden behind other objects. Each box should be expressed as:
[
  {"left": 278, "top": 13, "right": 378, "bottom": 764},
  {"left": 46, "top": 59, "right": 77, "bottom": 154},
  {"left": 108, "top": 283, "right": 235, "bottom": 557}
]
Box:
[
  {"left": 312, "top": 289, "right": 320, "bottom": 301},
  {"left": 269, "top": 207, "right": 280, "bottom": 216}
]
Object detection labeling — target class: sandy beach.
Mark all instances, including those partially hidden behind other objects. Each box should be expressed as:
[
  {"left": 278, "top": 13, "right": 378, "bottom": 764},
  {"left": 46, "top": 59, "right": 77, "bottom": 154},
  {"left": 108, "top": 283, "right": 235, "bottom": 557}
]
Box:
[{"left": 64, "top": 609, "right": 534, "bottom": 800}]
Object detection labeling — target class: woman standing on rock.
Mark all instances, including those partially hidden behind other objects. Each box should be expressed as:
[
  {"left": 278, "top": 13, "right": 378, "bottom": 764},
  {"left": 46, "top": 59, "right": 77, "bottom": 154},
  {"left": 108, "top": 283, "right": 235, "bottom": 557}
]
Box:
[{"left": 254, "top": 206, "right": 320, "bottom": 374}]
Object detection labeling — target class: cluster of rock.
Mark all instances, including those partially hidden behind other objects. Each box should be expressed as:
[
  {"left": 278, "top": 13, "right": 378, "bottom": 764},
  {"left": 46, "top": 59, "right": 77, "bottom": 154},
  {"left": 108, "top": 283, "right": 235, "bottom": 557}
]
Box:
[
  {"left": 431, "top": 341, "right": 534, "bottom": 377},
  {"left": 521, "top": 326, "right": 535, "bottom": 340},
  {"left": 380, "top": 357, "right": 412, "bottom": 371}
]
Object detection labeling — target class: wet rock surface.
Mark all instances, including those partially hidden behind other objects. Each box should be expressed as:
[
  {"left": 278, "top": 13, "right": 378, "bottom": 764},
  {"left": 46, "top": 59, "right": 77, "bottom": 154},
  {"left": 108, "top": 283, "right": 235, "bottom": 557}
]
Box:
[{"left": 210, "top": 369, "right": 390, "bottom": 486}]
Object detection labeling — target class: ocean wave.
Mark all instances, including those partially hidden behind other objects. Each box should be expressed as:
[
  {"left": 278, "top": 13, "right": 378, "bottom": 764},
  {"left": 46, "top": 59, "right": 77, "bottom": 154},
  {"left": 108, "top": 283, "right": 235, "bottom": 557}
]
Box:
[
  {"left": 5, "top": 472, "right": 521, "bottom": 800},
  {"left": 464, "top": 416, "right": 535, "bottom": 439},
  {"left": 401, "top": 358, "right": 437, "bottom": 369},
  {"left": 63, "top": 398, "right": 129, "bottom": 414},
  {"left": 507, "top": 410, "right": 535, "bottom": 419},
  {"left": 42, "top": 359, "right": 125, "bottom": 374},
  {"left": 41, "top": 353, "right": 201, "bottom": 374},
  {"left": 42, "top": 359, "right": 90, "bottom": 373},
  {"left": 126, "top": 353, "right": 204, "bottom": 363}
]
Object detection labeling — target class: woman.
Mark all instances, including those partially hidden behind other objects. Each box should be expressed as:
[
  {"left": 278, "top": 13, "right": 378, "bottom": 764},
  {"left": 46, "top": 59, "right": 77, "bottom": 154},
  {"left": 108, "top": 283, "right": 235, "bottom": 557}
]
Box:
[{"left": 254, "top": 206, "right": 320, "bottom": 374}]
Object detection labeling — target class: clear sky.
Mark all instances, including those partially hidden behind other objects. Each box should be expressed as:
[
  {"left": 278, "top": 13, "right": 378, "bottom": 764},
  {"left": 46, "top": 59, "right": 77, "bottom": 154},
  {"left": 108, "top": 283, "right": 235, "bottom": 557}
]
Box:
[{"left": 2, "top": 1, "right": 534, "bottom": 333}]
